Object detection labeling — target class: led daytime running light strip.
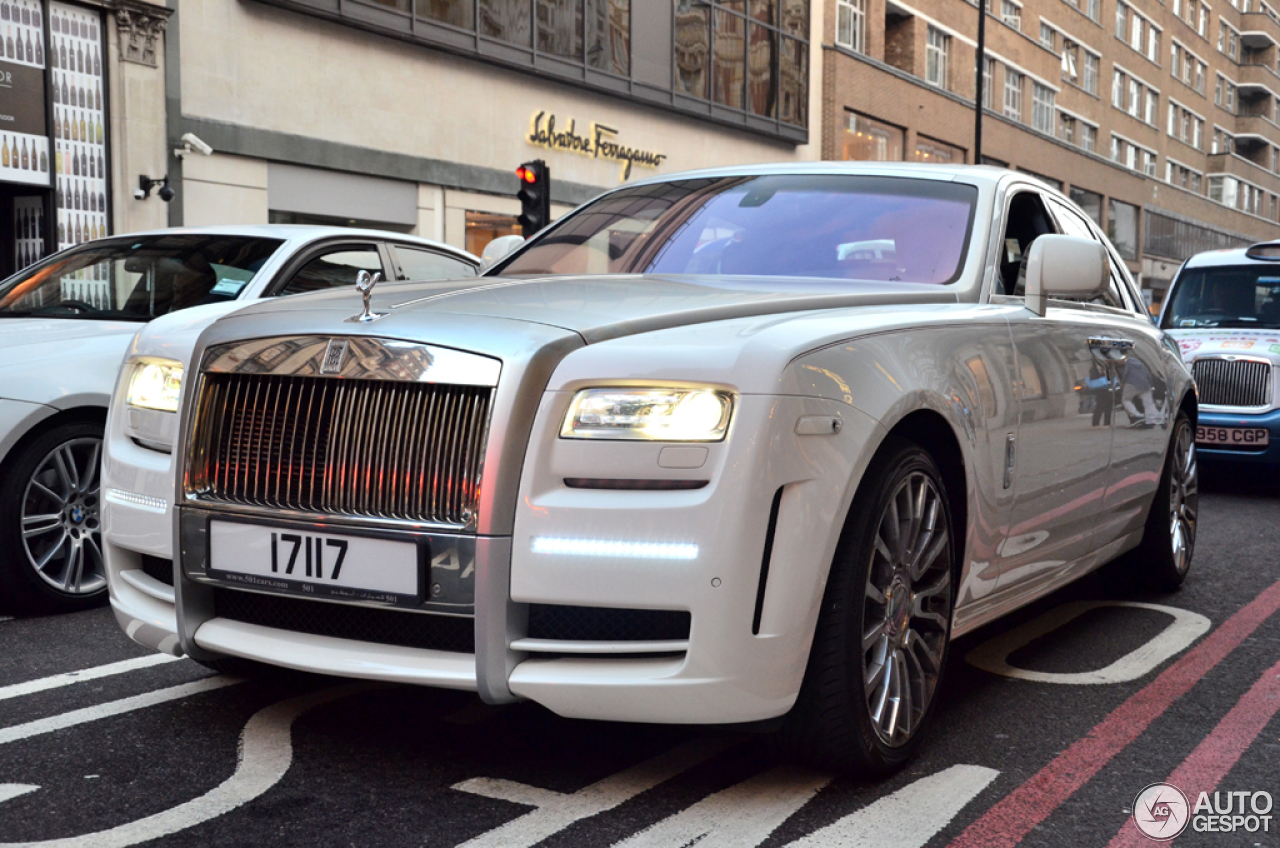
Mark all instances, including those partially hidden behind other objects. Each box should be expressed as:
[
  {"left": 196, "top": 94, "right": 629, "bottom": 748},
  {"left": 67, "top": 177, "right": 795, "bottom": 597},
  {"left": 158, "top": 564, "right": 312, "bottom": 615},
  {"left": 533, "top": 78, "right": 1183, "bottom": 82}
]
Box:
[
  {"left": 104, "top": 489, "right": 168, "bottom": 514},
  {"left": 531, "top": 537, "right": 699, "bottom": 560}
]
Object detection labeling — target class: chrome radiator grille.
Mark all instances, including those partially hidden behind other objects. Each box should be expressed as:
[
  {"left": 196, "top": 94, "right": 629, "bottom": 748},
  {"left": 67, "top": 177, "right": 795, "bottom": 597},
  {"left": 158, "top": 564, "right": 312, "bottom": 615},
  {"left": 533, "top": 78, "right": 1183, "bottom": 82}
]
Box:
[
  {"left": 188, "top": 373, "right": 491, "bottom": 524},
  {"left": 1192, "top": 358, "right": 1273, "bottom": 408}
]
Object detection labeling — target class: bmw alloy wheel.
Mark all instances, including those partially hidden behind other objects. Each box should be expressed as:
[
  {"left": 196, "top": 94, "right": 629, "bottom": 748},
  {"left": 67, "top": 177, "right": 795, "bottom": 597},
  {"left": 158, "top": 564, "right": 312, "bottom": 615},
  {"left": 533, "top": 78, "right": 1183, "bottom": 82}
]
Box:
[{"left": 20, "top": 436, "right": 106, "bottom": 596}]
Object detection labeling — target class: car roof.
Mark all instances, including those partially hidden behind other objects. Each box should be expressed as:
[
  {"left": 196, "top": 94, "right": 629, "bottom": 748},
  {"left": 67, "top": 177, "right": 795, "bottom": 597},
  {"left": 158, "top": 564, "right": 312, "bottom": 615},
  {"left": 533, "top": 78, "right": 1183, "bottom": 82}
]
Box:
[
  {"left": 1178, "top": 244, "right": 1280, "bottom": 270},
  {"left": 85, "top": 224, "right": 480, "bottom": 264},
  {"left": 624, "top": 161, "right": 1023, "bottom": 190}
]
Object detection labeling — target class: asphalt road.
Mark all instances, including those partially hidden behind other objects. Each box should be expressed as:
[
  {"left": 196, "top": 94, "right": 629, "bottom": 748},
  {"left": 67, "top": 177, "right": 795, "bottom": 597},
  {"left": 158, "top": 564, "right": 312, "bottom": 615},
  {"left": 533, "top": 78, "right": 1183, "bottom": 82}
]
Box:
[{"left": 2, "top": 471, "right": 1278, "bottom": 847}]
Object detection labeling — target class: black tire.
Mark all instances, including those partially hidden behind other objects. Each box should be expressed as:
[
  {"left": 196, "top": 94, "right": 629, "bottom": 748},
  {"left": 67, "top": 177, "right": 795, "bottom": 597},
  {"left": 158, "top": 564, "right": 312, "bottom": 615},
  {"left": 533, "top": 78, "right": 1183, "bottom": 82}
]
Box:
[
  {"left": 1127, "top": 411, "right": 1198, "bottom": 592},
  {"left": 780, "top": 436, "right": 957, "bottom": 776},
  {"left": 0, "top": 420, "right": 107, "bottom": 614}
]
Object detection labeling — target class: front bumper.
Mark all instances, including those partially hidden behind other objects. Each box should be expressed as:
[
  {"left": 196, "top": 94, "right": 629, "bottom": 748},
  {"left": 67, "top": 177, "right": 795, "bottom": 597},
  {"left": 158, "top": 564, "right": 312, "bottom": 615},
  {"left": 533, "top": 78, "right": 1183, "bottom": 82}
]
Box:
[
  {"left": 159, "top": 393, "right": 876, "bottom": 725},
  {"left": 1196, "top": 407, "right": 1280, "bottom": 466}
]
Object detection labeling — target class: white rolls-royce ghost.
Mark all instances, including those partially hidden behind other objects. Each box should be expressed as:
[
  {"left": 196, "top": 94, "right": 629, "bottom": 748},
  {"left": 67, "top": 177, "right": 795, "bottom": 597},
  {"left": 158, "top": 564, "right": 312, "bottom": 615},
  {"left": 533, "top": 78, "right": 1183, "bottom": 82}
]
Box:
[
  {"left": 104, "top": 164, "right": 1197, "bottom": 775},
  {"left": 0, "top": 226, "right": 478, "bottom": 613}
]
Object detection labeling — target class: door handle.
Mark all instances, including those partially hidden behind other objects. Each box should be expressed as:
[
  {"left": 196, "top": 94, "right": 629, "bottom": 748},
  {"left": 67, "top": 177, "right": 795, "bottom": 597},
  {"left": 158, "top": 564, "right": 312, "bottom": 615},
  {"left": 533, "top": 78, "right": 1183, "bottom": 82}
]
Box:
[{"left": 1088, "top": 337, "right": 1135, "bottom": 362}]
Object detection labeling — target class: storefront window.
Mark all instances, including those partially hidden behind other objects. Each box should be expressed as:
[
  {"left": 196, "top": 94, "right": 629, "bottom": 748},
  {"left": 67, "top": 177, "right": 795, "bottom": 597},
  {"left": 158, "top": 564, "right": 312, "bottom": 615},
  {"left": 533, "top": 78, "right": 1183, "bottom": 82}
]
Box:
[
  {"left": 914, "top": 135, "right": 964, "bottom": 164},
  {"left": 479, "top": 0, "right": 532, "bottom": 46},
  {"left": 416, "top": 0, "right": 472, "bottom": 27},
  {"left": 537, "top": 0, "right": 583, "bottom": 61},
  {"left": 466, "top": 210, "right": 521, "bottom": 256},
  {"left": 1070, "top": 186, "right": 1103, "bottom": 226},
  {"left": 586, "top": 0, "right": 628, "bottom": 75},
  {"left": 51, "top": 1, "right": 107, "bottom": 252},
  {"left": 842, "top": 112, "right": 904, "bottom": 162},
  {"left": 674, "top": 0, "right": 808, "bottom": 127},
  {"left": 1108, "top": 198, "right": 1139, "bottom": 260}
]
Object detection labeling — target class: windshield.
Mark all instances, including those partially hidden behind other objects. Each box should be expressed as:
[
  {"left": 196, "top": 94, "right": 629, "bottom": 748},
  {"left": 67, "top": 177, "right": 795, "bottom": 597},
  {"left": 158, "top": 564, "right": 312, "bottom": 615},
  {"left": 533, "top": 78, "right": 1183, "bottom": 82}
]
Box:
[
  {"left": 0, "top": 235, "right": 285, "bottom": 321},
  {"left": 495, "top": 175, "right": 978, "bottom": 284},
  {"left": 1161, "top": 265, "right": 1280, "bottom": 329}
]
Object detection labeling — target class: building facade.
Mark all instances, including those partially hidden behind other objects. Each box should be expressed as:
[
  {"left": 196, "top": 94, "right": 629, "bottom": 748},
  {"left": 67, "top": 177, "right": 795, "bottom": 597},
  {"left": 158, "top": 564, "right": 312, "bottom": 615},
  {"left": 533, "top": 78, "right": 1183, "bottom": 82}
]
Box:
[
  {"left": 1, "top": 0, "right": 829, "bottom": 276},
  {"left": 824, "top": 0, "right": 1280, "bottom": 304}
]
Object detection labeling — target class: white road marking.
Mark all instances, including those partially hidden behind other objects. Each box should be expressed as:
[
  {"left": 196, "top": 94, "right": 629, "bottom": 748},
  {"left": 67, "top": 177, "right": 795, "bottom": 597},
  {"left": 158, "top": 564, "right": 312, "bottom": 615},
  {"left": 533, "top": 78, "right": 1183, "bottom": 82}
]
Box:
[
  {"left": 0, "top": 684, "right": 369, "bottom": 847},
  {"left": 787, "top": 764, "right": 1000, "bottom": 847},
  {"left": 453, "top": 737, "right": 737, "bottom": 848},
  {"left": 612, "top": 766, "right": 832, "bottom": 848},
  {"left": 0, "top": 654, "right": 183, "bottom": 702},
  {"left": 966, "top": 601, "right": 1211, "bottom": 684},
  {"left": 455, "top": 778, "right": 567, "bottom": 808},
  {"left": 0, "top": 677, "right": 238, "bottom": 746},
  {"left": 0, "top": 785, "right": 39, "bottom": 804}
]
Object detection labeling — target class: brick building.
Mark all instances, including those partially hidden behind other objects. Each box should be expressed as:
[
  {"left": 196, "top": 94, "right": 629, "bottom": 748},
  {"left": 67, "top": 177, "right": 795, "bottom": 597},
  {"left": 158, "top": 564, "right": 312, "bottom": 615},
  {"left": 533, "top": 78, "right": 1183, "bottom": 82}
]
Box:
[{"left": 822, "top": 0, "right": 1280, "bottom": 305}]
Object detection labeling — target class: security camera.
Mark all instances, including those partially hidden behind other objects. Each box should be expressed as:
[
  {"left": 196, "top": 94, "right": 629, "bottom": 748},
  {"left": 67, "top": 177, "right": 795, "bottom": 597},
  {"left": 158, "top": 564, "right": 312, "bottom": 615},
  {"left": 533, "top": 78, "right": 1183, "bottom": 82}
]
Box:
[
  {"left": 177, "top": 132, "right": 213, "bottom": 157},
  {"left": 133, "top": 187, "right": 147, "bottom": 200},
  {"left": 158, "top": 184, "right": 176, "bottom": 202}
]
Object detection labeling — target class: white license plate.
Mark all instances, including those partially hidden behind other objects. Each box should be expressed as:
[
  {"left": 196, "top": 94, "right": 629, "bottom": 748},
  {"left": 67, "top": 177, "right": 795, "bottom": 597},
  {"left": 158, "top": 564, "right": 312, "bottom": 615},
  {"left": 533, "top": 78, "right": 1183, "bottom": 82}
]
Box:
[
  {"left": 208, "top": 521, "right": 421, "bottom": 603},
  {"left": 1195, "top": 426, "right": 1270, "bottom": 447}
]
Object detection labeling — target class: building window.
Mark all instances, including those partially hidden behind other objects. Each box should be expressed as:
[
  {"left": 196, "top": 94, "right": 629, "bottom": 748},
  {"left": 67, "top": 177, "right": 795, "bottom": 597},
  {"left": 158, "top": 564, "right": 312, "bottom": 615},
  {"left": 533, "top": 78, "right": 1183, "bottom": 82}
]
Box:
[
  {"left": 1112, "top": 69, "right": 1124, "bottom": 107},
  {"left": 1128, "top": 78, "right": 1141, "bottom": 116},
  {"left": 1215, "top": 76, "right": 1238, "bottom": 112},
  {"left": 1219, "top": 21, "right": 1240, "bottom": 60},
  {"left": 914, "top": 135, "right": 965, "bottom": 163},
  {"left": 1062, "top": 41, "right": 1078, "bottom": 79},
  {"left": 1005, "top": 69, "right": 1023, "bottom": 119},
  {"left": 1083, "top": 52, "right": 1099, "bottom": 93},
  {"left": 1108, "top": 198, "right": 1139, "bottom": 260},
  {"left": 1081, "top": 123, "right": 1097, "bottom": 151},
  {"left": 1143, "top": 149, "right": 1157, "bottom": 176},
  {"left": 1041, "top": 22, "right": 1056, "bottom": 49},
  {"left": 983, "top": 57, "right": 996, "bottom": 108},
  {"left": 465, "top": 211, "right": 521, "bottom": 256},
  {"left": 1146, "top": 90, "right": 1158, "bottom": 124},
  {"left": 1116, "top": 2, "right": 1126, "bottom": 39},
  {"left": 836, "top": 0, "right": 866, "bottom": 53},
  {"left": 1059, "top": 112, "right": 1076, "bottom": 143},
  {"left": 842, "top": 111, "right": 905, "bottom": 161},
  {"left": 926, "top": 26, "right": 950, "bottom": 88},
  {"left": 1071, "top": 186, "right": 1103, "bottom": 225},
  {"left": 1032, "top": 82, "right": 1056, "bottom": 132},
  {"left": 674, "top": 0, "right": 810, "bottom": 129},
  {"left": 1001, "top": 0, "right": 1022, "bottom": 29}
]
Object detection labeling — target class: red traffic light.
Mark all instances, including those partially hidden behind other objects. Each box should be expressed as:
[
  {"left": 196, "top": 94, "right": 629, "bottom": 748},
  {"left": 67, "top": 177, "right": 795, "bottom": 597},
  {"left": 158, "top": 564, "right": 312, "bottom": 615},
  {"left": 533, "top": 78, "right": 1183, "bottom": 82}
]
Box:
[{"left": 516, "top": 166, "right": 538, "bottom": 184}]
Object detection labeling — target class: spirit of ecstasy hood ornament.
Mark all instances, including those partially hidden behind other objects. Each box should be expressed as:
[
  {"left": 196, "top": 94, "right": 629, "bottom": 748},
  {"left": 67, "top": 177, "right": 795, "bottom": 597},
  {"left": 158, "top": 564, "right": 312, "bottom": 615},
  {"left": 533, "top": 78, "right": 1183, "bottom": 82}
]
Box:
[{"left": 347, "top": 270, "right": 384, "bottom": 323}]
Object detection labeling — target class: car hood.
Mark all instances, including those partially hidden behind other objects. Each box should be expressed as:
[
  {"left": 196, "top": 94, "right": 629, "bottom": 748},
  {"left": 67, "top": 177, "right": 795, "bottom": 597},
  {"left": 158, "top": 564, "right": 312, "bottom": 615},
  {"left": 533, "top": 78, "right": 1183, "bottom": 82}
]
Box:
[
  {"left": 0, "top": 318, "right": 141, "bottom": 405},
  {"left": 1165, "top": 328, "right": 1280, "bottom": 363},
  {"left": 221, "top": 275, "right": 961, "bottom": 344}
]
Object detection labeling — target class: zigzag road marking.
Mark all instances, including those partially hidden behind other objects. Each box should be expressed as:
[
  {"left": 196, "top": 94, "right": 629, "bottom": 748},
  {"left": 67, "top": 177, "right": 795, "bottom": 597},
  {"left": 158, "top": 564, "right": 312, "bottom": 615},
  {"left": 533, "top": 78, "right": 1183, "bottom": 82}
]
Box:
[
  {"left": 0, "top": 685, "right": 370, "bottom": 847},
  {"left": 453, "top": 737, "right": 738, "bottom": 848},
  {"left": 788, "top": 765, "right": 1000, "bottom": 848},
  {"left": 0, "top": 654, "right": 183, "bottom": 703},
  {"left": 0, "top": 677, "right": 239, "bottom": 746}
]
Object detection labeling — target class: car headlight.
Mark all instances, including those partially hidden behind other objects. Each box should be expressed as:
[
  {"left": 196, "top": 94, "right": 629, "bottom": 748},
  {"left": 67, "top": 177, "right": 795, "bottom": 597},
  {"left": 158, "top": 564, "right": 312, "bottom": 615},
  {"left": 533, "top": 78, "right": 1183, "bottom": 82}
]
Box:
[
  {"left": 126, "top": 358, "right": 184, "bottom": 413},
  {"left": 561, "top": 388, "right": 733, "bottom": 441}
]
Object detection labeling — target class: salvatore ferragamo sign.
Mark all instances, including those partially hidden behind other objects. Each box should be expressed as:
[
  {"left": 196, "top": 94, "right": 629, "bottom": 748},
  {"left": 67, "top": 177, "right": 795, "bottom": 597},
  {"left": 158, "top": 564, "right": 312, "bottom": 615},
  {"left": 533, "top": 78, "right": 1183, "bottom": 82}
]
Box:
[{"left": 527, "top": 111, "right": 666, "bottom": 180}]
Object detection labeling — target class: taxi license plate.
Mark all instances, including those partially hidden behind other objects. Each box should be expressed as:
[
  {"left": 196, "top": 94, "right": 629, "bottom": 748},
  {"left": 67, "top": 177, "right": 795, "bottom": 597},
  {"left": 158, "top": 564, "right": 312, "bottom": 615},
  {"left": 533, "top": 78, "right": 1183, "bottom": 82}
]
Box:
[
  {"left": 1195, "top": 426, "right": 1270, "bottom": 447},
  {"left": 208, "top": 521, "right": 422, "bottom": 604}
]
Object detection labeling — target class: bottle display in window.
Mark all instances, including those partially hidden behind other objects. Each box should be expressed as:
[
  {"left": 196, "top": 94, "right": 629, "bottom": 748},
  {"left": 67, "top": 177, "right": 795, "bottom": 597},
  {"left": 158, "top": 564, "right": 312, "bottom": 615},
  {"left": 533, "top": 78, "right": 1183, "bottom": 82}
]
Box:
[
  {"left": 0, "top": 0, "right": 50, "bottom": 188},
  {"left": 12, "top": 196, "right": 44, "bottom": 271},
  {"left": 51, "top": 1, "right": 107, "bottom": 254}
]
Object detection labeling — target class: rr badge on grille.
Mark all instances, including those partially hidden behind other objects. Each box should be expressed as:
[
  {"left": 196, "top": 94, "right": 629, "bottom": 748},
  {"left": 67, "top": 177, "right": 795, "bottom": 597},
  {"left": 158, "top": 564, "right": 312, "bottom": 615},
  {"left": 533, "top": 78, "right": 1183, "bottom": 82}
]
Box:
[{"left": 320, "top": 339, "right": 349, "bottom": 375}]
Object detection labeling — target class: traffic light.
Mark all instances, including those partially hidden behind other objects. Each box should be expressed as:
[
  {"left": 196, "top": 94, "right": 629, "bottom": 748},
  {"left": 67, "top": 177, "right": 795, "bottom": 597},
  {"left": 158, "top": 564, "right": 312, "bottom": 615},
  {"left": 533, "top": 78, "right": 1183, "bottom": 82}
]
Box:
[{"left": 516, "top": 160, "right": 551, "bottom": 236}]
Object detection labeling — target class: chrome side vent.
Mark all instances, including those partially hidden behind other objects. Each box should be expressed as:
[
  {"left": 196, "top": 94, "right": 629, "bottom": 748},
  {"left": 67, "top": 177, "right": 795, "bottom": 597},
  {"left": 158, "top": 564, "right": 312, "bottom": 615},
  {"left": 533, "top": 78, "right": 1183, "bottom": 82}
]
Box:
[
  {"left": 1192, "top": 358, "right": 1273, "bottom": 408},
  {"left": 188, "top": 373, "right": 491, "bottom": 525}
]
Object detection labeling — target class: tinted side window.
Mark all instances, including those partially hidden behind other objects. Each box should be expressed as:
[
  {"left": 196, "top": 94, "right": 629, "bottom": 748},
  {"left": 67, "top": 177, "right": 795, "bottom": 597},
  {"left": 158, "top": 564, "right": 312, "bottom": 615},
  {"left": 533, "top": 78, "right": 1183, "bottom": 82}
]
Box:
[
  {"left": 1046, "top": 199, "right": 1129, "bottom": 311},
  {"left": 394, "top": 246, "right": 477, "bottom": 281},
  {"left": 277, "top": 247, "right": 384, "bottom": 296}
]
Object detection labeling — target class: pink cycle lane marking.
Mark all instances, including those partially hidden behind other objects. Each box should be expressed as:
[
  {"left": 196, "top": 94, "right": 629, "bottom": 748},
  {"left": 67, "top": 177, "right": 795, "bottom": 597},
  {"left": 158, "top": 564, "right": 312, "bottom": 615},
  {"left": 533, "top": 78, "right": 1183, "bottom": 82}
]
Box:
[{"left": 949, "top": 576, "right": 1280, "bottom": 848}]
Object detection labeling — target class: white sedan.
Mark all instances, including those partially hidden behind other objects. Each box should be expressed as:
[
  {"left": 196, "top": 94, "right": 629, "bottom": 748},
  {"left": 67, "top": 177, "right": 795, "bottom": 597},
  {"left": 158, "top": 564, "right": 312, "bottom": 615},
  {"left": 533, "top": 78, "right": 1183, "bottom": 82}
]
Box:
[
  {"left": 106, "top": 164, "right": 1197, "bottom": 775},
  {"left": 0, "top": 226, "right": 478, "bottom": 613}
]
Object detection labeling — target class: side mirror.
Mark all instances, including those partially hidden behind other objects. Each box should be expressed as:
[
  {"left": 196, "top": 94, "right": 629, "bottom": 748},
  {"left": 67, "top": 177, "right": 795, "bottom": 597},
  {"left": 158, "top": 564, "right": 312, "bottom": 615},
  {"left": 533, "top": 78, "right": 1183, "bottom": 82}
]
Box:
[
  {"left": 1023, "top": 234, "right": 1109, "bottom": 317},
  {"left": 479, "top": 235, "right": 525, "bottom": 272}
]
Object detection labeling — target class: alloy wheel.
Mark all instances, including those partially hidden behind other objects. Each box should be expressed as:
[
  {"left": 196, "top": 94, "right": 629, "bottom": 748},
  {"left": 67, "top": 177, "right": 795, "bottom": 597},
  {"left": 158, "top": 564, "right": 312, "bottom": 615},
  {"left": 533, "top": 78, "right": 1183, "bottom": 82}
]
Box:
[
  {"left": 19, "top": 437, "right": 106, "bottom": 596},
  {"left": 861, "top": 470, "right": 953, "bottom": 748},
  {"left": 1168, "top": 420, "right": 1198, "bottom": 577}
]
